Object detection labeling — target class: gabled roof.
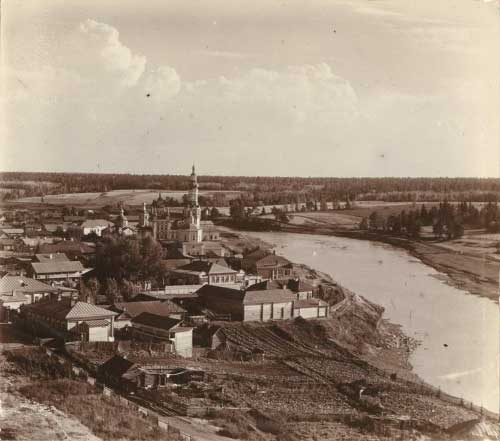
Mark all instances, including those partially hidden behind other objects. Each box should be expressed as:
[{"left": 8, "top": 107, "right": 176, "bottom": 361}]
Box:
[
  {"left": 35, "top": 253, "right": 70, "bottom": 263},
  {"left": 75, "top": 319, "right": 109, "bottom": 328},
  {"left": 66, "top": 301, "right": 117, "bottom": 319},
  {"left": 287, "top": 278, "right": 314, "bottom": 293},
  {"left": 178, "top": 261, "right": 235, "bottom": 275},
  {"left": 243, "top": 289, "right": 296, "bottom": 305},
  {"left": 255, "top": 254, "right": 292, "bottom": 268},
  {"left": 38, "top": 241, "right": 95, "bottom": 255},
  {"left": 81, "top": 219, "right": 113, "bottom": 228},
  {"left": 100, "top": 354, "right": 137, "bottom": 378},
  {"left": 23, "top": 299, "right": 117, "bottom": 321},
  {"left": 197, "top": 284, "right": 245, "bottom": 301},
  {"left": 197, "top": 284, "right": 295, "bottom": 305},
  {"left": 131, "top": 312, "right": 181, "bottom": 331},
  {"left": 293, "top": 298, "right": 328, "bottom": 308},
  {"left": 0, "top": 275, "right": 60, "bottom": 294},
  {"left": 163, "top": 247, "right": 190, "bottom": 260},
  {"left": 243, "top": 248, "right": 269, "bottom": 261},
  {"left": 111, "top": 300, "right": 185, "bottom": 320},
  {"left": 31, "top": 260, "right": 85, "bottom": 275},
  {"left": 246, "top": 279, "right": 286, "bottom": 291}
]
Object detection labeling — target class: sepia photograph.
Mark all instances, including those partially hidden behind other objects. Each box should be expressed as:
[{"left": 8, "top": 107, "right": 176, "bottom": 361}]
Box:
[{"left": 0, "top": 0, "right": 499, "bottom": 440}]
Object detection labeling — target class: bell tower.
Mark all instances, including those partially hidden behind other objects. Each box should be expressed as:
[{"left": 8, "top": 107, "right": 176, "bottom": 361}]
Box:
[{"left": 189, "top": 164, "right": 201, "bottom": 229}]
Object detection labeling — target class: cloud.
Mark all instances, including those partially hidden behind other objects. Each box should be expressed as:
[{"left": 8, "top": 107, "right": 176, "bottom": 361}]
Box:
[
  {"left": 4, "top": 18, "right": 496, "bottom": 177},
  {"left": 78, "top": 19, "right": 146, "bottom": 87},
  {"left": 142, "top": 66, "right": 181, "bottom": 101},
  {"left": 199, "top": 50, "right": 249, "bottom": 59}
]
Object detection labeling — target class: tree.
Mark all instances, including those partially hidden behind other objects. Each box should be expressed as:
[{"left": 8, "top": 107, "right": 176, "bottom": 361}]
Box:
[
  {"left": 121, "top": 279, "right": 138, "bottom": 301},
  {"left": 138, "top": 236, "right": 165, "bottom": 283},
  {"left": 210, "top": 207, "right": 220, "bottom": 219},
  {"left": 104, "top": 278, "right": 120, "bottom": 304},
  {"left": 433, "top": 219, "right": 444, "bottom": 239},
  {"left": 368, "top": 211, "right": 378, "bottom": 230},
  {"left": 85, "top": 278, "right": 100, "bottom": 304},
  {"left": 229, "top": 199, "right": 245, "bottom": 220}
]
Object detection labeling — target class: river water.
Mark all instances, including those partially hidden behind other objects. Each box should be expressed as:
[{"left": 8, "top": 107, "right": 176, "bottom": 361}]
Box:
[{"left": 242, "top": 231, "right": 500, "bottom": 413}]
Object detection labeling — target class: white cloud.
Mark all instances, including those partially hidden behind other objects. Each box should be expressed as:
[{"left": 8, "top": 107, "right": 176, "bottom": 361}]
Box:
[
  {"left": 78, "top": 19, "right": 146, "bottom": 87},
  {"left": 199, "top": 50, "right": 248, "bottom": 59},
  {"left": 143, "top": 66, "right": 181, "bottom": 101},
  {"left": 3, "top": 17, "right": 497, "bottom": 177}
]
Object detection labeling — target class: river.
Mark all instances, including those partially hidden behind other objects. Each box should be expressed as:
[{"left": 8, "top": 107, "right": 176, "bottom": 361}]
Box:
[{"left": 242, "top": 231, "right": 500, "bottom": 413}]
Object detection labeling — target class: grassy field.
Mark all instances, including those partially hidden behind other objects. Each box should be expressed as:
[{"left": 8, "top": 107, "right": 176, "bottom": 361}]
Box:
[{"left": 14, "top": 189, "right": 241, "bottom": 207}]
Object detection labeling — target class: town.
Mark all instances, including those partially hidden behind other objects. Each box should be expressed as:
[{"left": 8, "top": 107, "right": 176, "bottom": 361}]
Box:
[
  {"left": 2, "top": 0, "right": 499, "bottom": 438},
  {"left": 0, "top": 166, "right": 498, "bottom": 441}
]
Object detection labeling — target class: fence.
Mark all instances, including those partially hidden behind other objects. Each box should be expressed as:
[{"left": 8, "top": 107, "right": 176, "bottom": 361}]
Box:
[{"left": 39, "top": 344, "right": 241, "bottom": 440}]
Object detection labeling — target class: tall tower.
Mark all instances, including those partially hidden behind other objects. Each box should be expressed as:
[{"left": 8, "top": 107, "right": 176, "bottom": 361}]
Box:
[
  {"left": 141, "top": 202, "right": 149, "bottom": 227},
  {"left": 190, "top": 164, "right": 199, "bottom": 207},
  {"left": 189, "top": 164, "right": 201, "bottom": 230}
]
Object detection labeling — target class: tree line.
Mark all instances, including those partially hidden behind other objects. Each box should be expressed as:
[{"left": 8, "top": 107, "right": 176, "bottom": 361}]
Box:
[
  {"left": 2, "top": 171, "right": 500, "bottom": 204},
  {"left": 362, "top": 201, "right": 500, "bottom": 240}
]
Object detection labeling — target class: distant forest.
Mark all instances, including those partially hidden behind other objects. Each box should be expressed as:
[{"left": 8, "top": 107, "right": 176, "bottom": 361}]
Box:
[{"left": 1, "top": 171, "right": 500, "bottom": 205}]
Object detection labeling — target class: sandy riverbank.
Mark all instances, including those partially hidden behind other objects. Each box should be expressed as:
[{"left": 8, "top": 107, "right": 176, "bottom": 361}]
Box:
[
  {"left": 219, "top": 229, "right": 420, "bottom": 379},
  {"left": 226, "top": 219, "right": 500, "bottom": 302}
]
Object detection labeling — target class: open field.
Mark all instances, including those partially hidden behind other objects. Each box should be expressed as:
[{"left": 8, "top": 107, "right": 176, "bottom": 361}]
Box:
[{"left": 13, "top": 189, "right": 242, "bottom": 207}]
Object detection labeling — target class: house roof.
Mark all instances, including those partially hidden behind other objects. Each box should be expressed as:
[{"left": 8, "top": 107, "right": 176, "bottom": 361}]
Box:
[
  {"left": 63, "top": 216, "right": 86, "bottom": 222},
  {"left": 35, "top": 253, "right": 70, "bottom": 263},
  {"left": 131, "top": 312, "right": 181, "bottom": 331},
  {"left": 163, "top": 247, "right": 190, "bottom": 260},
  {"left": 197, "top": 284, "right": 245, "bottom": 300},
  {"left": 255, "top": 254, "right": 292, "bottom": 268},
  {"left": 0, "top": 275, "right": 60, "bottom": 294},
  {"left": 243, "top": 248, "right": 269, "bottom": 261},
  {"left": 100, "top": 354, "right": 137, "bottom": 378},
  {"left": 111, "top": 300, "right": 185, "bottom": 320},
  {"left": 66, "top": 302, "right": 117, "bottom": 319},
  {"left": 37, "top": 241, "right": 95, "bottom": 255},
  {"left": 243, "top": 289, "right": 296, "bottom": 305},
  {"left": 178, "top": 261, "right": 235, "bottom": 275},
  {"left": 287, "top": 278, "right": 314, "bottom": 293},
  {"left": 246, "top": 279, "right": 286, "bottom": 291},
  {"left": 74, "top": 319, "right": 109, "bottom": 328},
  {"left": 1, "top": 228, "right": 24, "bottom": 235},
  {"left": 31, "top": 260, "right": 85, "bottom": 275},
  {"left": 293, "top": 298, "right": 328, "bottom": 308},
  {"left": 23, "top": 299, "right": 117, "bottom": 321},
  {"left": 81, "top": 219, "right": 113, "bottom": 228},
  {"left": 197, "top": 284, "right": 295, "bottom": 305},
  {"left": 42, "top": 224, "right": 63, "bottom": 232}
]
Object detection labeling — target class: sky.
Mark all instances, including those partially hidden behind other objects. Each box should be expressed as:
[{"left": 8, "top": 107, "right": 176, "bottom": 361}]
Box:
[{"left": 1, "top": 0, "right": 499, "bottom": 177}]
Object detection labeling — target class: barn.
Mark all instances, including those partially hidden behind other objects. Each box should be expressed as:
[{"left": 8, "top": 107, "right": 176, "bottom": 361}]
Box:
[{"left": 197, "top": 284, "right": 296, "bottom": 322}]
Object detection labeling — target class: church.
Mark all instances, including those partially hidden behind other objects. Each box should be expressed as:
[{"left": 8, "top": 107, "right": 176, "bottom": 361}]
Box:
[{"left": 140, "top": 166, "right": 224, "bottom": 258}]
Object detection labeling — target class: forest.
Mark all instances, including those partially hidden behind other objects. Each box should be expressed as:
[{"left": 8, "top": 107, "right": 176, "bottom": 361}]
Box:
[{"left": 2, "top": 171, "right": 500, "bottom": 205}]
